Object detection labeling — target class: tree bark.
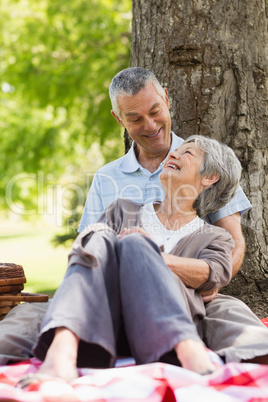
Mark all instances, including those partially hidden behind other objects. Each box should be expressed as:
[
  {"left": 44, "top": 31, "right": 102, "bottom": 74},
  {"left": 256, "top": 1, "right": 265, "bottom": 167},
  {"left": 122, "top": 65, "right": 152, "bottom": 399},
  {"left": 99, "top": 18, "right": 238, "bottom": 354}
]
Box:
[{"left": 131, "top": 0, "right": 268, "bottom": 317}]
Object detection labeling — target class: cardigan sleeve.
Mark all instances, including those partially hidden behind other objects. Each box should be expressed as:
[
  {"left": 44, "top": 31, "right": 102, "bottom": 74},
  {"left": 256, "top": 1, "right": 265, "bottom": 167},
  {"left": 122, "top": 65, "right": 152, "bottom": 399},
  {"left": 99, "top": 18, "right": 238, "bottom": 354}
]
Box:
[
  {"left": 196, "top": 229, "right": 234, "bottom": 291},
  {"left": 170, "top": 224, "right": 234, "bottom": 291}
]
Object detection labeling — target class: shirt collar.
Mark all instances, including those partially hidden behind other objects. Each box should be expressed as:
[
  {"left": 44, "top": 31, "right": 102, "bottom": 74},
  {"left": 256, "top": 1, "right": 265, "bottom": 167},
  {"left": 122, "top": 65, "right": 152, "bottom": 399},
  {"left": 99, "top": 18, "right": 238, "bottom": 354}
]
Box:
[
  {"left": 119, "top": 142, "right": 140, "bottom": 173},
  {"left": 169, "top": 131, "right": 184, "bottom": 152},
  {"left": 119, "top": 132, "right": 180, "bottom": 173}
]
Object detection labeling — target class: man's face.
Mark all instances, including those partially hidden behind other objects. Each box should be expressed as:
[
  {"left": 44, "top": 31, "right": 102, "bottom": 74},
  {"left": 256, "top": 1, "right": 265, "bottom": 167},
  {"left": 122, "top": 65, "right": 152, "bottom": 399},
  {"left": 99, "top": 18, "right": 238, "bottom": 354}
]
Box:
[{"left": 112, "top": 83, "right": 172, "bottom": 157}]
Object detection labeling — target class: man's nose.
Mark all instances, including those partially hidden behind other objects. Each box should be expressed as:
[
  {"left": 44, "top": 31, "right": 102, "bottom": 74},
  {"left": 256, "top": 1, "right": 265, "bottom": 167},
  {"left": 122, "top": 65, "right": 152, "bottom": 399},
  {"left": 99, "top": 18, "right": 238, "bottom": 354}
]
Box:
[{"left": 144, "top": 117, "right": 157, "bottom": 131}]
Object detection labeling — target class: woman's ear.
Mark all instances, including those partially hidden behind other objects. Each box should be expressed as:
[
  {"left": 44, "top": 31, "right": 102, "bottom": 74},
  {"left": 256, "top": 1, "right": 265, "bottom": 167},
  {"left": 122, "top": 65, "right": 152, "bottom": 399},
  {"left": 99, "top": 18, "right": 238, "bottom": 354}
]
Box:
[{"left": 201, "top": 174, "right": 220, "bottom": 188}]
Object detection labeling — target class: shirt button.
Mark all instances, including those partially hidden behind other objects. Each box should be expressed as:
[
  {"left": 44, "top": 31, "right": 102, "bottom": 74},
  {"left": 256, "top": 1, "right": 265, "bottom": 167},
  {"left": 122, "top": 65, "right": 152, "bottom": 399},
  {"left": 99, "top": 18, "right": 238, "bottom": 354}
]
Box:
[{"left": 149, "top": 177, "right": 154, "bottom": 181}]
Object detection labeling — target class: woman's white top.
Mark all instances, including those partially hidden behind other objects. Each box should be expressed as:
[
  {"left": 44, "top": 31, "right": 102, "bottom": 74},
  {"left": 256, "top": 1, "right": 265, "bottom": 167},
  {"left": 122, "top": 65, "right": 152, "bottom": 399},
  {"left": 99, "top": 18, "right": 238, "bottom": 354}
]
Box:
[{"left": 140, "top": 202, "right": 204, "bottom": 254}]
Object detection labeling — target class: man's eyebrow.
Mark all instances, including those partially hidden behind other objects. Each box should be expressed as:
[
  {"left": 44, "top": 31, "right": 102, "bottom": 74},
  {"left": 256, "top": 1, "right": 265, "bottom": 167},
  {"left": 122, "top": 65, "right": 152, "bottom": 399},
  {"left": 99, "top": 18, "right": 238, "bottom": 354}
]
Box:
[
  {"left": 125, "top": 111, "right": 139, "bottom": 116},
  {"left": 125, "top": 102, "right": 160, "bottom": 117},
  {"left": 149, "top": 102, "right": 160, "bottom": 111}
]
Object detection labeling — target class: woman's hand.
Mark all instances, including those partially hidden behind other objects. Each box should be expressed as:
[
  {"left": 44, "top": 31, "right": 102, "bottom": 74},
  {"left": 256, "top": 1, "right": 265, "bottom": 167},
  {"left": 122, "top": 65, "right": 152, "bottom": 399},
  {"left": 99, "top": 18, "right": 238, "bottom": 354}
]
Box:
[{"left": 118, "top": 227, "right": 152, "bottom": 240}]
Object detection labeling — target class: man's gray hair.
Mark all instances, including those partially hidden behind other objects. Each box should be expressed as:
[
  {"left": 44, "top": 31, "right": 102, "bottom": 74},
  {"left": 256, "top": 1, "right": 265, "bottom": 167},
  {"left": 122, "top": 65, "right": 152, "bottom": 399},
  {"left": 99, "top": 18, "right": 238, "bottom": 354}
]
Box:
[
  {"left": 109, "top": 67, "right": 166, "bottom": 119},
  {"left": 184, "top": 135, "right": 242, "bottom": 217}
]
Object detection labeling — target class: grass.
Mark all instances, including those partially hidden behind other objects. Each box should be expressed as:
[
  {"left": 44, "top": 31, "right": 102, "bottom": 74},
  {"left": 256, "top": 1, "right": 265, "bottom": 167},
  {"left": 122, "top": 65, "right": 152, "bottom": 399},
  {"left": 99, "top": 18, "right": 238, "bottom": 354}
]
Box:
[{"left": 1, "top": 220, "right": 69, "bottom": 296}]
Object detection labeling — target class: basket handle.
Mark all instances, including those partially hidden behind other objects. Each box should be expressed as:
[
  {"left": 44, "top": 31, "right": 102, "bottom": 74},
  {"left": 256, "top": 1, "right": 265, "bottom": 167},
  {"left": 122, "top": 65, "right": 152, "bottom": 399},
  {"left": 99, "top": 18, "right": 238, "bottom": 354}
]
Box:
[{"left": 0, "top": 292, "right": 49, "bottom": 302}]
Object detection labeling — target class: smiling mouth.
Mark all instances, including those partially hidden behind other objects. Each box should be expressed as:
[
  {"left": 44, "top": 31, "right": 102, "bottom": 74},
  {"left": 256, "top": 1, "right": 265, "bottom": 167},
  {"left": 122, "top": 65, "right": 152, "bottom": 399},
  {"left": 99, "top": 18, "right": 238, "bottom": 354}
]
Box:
[
  {"left": 146, "top": 128, "right": 161, "bottom": 138},
  {"left": 165, "top": 163, "right": 180, "bottom": 170}
]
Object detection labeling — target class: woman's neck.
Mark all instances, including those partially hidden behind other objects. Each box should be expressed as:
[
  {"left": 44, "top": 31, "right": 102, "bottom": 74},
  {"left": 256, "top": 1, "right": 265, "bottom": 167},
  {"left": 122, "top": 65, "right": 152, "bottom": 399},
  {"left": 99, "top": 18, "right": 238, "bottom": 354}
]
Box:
[{"left": 154, "top": 199, "right": 197, "bottom": 231}]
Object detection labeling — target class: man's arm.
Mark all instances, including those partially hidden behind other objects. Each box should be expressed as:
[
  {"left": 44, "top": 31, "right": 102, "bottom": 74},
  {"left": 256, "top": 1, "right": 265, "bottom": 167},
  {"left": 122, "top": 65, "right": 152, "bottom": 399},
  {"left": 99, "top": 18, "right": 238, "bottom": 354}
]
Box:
[
  {"left": 214, "top": 212, "right": 245, "bottom": 277},
  {"left": 201, "top": 212, "right": 245, "bottom": 302},
  {"left": 78, "top": 173, "right": 105, "bottom": 232}
]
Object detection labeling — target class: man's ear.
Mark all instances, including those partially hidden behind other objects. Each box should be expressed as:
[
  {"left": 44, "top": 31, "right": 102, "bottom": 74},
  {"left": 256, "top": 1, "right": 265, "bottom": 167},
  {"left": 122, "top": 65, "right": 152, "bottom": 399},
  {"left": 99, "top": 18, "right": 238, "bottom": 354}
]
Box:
[
  {"left": 111, "top": 111, "right": 125, "bottom": 128},
  {"left": 164, "top": 88, "right": 171, "bottom": 109},
  {"left": 201, "top": 174, "right": 220, "bottom": 188}
]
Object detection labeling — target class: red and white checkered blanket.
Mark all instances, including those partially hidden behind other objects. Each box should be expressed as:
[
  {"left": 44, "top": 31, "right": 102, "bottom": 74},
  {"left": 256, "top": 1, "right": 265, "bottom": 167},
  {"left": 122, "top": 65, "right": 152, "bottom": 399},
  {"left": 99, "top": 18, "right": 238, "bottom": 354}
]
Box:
[{"left": 0, "top": 319, "right": 267, "bottom": 402}]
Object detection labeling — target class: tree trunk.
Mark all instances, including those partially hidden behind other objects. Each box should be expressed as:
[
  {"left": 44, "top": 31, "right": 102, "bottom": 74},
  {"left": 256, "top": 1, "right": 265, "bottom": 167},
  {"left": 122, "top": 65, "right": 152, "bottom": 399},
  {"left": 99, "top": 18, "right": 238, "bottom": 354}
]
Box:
[{"left": 131, "top": 0, "right": 268, "bottom": 317}]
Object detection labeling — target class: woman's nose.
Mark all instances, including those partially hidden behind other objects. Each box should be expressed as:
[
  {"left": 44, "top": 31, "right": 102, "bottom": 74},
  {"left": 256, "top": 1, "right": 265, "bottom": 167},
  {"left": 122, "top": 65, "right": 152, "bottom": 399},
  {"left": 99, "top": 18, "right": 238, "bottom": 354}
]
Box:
[{"left": 168, "top": 150, "right": 179, "bottom": 159}]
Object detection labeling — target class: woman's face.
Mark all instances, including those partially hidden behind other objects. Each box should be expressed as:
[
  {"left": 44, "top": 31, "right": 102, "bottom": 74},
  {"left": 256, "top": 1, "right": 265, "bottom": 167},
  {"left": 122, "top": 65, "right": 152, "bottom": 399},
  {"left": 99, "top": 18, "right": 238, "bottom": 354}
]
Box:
[{"left": 160, "top": 142, "right": 205, "bottom": 199}]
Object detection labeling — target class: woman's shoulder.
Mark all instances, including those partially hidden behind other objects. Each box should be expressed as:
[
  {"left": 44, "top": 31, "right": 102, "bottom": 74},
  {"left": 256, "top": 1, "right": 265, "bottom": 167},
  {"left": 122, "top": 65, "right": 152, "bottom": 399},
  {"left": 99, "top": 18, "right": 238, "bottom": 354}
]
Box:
[
  {"left": 197, "top": 221, "right": 233, "bottom": 241},
  {"left": 170, "top": 221, "right": 234, "bottom": 258}
]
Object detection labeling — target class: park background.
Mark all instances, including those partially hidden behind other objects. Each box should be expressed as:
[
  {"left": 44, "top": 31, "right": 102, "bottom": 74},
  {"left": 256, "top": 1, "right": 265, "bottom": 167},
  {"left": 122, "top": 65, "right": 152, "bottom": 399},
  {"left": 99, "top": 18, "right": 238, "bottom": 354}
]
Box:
[
  {"left": 1, "top": 0, "right": 267, "bottom": 316},
  {"left": 1, "top": 0, "right": 131, "bottom": 295}
]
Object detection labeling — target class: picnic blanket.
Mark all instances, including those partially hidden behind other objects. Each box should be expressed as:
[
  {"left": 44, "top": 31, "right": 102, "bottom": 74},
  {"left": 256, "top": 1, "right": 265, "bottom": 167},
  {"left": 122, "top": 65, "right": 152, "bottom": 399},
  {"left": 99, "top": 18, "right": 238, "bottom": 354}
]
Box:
[{"left": 0, "top": 319, "right": 267, "bottom": 402}]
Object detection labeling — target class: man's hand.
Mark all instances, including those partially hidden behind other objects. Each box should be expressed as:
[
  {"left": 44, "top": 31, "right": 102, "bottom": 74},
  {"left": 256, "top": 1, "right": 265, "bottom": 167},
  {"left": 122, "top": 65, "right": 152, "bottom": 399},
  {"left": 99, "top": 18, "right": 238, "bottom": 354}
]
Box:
[
  {"left": 118, "top": 227, "right": 152, "bottom": 240},
  {"left": 200, "top": 288, "right": 219, "bottom": 303}
]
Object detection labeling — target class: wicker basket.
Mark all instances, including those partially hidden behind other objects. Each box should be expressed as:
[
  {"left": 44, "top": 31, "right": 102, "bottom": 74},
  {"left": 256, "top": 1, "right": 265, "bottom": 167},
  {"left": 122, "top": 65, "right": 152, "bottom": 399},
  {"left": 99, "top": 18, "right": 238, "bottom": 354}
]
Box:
[{"left": 0, "top": 263, "right": 49, "bottom": 320}]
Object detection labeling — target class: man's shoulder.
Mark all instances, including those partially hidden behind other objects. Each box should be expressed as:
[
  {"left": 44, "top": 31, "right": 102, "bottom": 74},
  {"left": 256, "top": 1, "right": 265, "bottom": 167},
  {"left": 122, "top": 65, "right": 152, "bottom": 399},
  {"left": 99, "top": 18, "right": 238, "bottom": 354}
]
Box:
[
  {"left": 205, "top": 185, "right": 251, "bottom": 224},
  {"left": 95, "top": 155, "right": 126, "bottom": 174}
]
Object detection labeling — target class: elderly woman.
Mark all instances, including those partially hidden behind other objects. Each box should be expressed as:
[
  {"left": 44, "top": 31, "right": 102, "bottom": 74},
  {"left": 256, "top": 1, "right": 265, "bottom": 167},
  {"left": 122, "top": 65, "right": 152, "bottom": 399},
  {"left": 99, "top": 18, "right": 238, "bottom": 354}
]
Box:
[{"left": 25, "top": 135, "right": 241, "bottom": 383}]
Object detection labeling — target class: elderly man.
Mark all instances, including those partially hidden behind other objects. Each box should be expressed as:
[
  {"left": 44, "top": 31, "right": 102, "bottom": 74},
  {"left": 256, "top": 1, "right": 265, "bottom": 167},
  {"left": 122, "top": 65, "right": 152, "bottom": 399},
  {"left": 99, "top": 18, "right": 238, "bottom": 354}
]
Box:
[{"left": 0, "top": 67, "right": 266, "bottom": 366}]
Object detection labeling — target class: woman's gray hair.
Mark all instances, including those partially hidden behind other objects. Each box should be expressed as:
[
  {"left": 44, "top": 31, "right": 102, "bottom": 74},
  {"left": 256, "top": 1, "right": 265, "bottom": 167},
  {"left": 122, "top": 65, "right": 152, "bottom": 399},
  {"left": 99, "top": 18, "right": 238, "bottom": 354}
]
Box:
[
  {"left": 109, "top": 67, "right": 166, "bottom": 119},
  {"left": 184, "top": 135, "right": 242, "bottom": 217}
]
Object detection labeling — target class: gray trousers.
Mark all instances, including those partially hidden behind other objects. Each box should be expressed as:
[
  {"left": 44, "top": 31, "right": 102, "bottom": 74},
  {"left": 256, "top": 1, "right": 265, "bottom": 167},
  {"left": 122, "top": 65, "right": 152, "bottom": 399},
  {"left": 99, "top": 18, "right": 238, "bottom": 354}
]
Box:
[
  {"left": 33, "top": 227, "right": 200, "bottom": 367},
  {"left": 0, "top": 231, "right": 267, "bottom": 365},
  {"left": 203, "top": 294, "right": 268, "bottom": 362}
]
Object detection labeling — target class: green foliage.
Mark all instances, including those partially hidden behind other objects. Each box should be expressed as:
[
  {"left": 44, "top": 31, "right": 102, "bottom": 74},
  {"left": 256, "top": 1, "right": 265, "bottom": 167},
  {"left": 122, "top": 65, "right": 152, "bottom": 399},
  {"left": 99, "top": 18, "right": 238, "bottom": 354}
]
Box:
[
  {"left": 0, "top": 0, "right": 131, "bottom": 212},
  {"left": 1, "top": 220, "right": 68, "bottom": 294}
]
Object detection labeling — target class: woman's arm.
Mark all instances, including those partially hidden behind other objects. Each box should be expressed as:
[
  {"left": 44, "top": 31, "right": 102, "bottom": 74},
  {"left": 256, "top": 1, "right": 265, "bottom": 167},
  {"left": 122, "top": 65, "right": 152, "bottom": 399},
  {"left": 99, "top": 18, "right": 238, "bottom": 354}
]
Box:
[
  {"left": 162, "top": 227, "right": 234, "bottom": 290},
  {"left": 162, "top": 254, "right": 210, "bottom": 288}
]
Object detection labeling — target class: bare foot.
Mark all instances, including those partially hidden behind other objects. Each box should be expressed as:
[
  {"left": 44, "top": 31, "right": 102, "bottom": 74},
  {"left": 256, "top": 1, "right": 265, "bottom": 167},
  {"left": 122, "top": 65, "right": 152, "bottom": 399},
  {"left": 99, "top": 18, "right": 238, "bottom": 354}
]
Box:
[
  {"left": 38, "top": 327, "right": 79, "bottom": 381},
  {"left": 175, "top": 339, "right": 215, "bottom": 375}
]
